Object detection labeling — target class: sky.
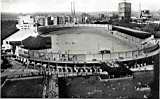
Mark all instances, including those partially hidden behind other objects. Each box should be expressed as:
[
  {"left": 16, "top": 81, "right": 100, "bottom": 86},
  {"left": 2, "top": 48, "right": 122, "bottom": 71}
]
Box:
[{"left": 1, "top": 0, "right": 160, "bottom": 13}]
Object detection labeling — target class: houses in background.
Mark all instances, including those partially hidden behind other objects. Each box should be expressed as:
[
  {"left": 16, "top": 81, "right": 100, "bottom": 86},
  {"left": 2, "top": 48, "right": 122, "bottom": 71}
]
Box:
[
  {"left": 16, "top": 13, "right": 113, "bottom": 28},
  {"left": 35, "top": 15, "right": 75, "bottom": 26},
  {"left": 16, "top": 15, "right": 34, "bottom": 29},
  {"left": 10, "top": 0, "right": 160, "bottom": 29}
]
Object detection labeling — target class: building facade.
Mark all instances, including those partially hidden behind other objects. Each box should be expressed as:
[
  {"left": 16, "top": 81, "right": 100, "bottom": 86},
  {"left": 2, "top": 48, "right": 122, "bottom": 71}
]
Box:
[
  {"left": 16, "top": 15, "right": 34, "bottom": 29},
  {"left": 37, "top": 16, "right": 46, "bottom": 26},
  {"left": 140, "top": 10, "right": 152, "bottom": 19},
  {"left": 118, "top": 2, "right": 131, "bottom": 21}
]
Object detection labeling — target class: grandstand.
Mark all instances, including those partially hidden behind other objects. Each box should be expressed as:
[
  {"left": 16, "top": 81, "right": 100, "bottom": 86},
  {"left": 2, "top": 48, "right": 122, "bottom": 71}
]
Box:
[
  {"left": 112, "top": 25, "right": 151, "bottom": 39},
  {"left": 2, "top": 24, "right": 159, "bottom": 98}
]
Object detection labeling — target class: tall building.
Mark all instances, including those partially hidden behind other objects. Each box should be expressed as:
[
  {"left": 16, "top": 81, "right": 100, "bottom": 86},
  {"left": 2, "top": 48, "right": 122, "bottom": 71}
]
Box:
[
  {"left": 53, "top": 16, "right": 71, "bottom": 25},
  {"left": 45, "top": 17, "right": 48, "bottom": 26},
  {"left": 118, "top": 2, "right": 131, "bottom": 21},
  {"left": 38, "top": 16, "right": 46, "bottom": 26},
  {"left": 16, "top": 15, "right": 34, "bottom": 29},
  {"left": 140, "top": 10, "right": 152, "bottom": 19},
  {"left": 80, "top": 13, "right": 90, "bottom": 24},
  {"left": 65, "top": 16, "right": 72, "bottom": 24},
  {"left": 47, "top": 16, "right": 54, "bottom": 25},
  {"left": 53, "top": 16, "right": 58, "bottom": 25}
]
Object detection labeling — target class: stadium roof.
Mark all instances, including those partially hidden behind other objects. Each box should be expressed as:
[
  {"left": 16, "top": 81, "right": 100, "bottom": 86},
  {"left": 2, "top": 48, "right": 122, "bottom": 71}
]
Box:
[
  {"left": 10, "top": 36, "right": 51, "bottom": 50},
  {"left": 22, "top": 36, "right": 51, "bottom": 50},
  {"left": 112, "top": 26, "right": 152, "bottom": 39}
]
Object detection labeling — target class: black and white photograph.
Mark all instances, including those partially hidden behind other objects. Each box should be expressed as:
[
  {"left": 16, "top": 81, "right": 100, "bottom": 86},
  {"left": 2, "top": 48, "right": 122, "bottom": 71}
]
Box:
[{"left": 1, "top": 0, "right": 160, "bottom": 98}]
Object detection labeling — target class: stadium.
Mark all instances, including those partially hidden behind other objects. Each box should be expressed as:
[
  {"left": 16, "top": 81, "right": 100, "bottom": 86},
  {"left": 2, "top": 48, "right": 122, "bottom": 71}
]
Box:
[
  {"left": 15, "top": 24, "right": 159, "bottom": 63},
  {"left": 2, "top": 23, "right": 159, "bottom": 98}
]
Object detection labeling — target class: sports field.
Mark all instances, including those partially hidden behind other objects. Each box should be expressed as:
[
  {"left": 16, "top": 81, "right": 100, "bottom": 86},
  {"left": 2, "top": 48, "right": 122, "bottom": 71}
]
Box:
[{"left": 50, "top": 27, "right": 137, "bottom": 54}]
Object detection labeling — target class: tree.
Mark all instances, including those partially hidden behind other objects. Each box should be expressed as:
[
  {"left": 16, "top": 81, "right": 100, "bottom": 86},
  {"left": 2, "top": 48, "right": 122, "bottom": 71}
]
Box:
[{"left": 143, "top": 23, "right": 160, "bottom": 34}]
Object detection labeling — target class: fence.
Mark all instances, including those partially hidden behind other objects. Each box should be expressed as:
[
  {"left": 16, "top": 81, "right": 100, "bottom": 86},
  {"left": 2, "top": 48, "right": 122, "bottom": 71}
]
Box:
[
  {"left": 112, "top": 31, "right": 143, "bottom": 48},
  {"left": 26, "top": 47, "right": 155, "bottom": 62}
]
